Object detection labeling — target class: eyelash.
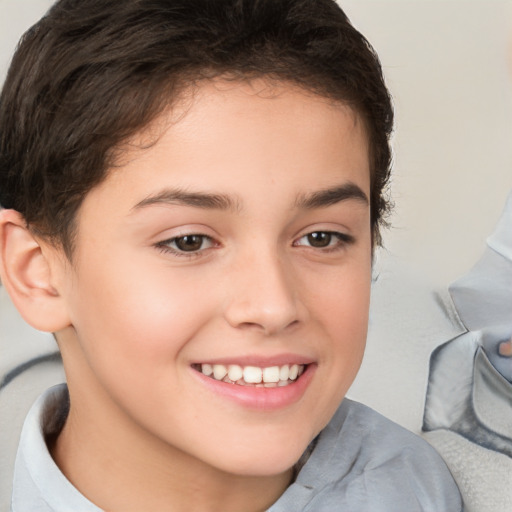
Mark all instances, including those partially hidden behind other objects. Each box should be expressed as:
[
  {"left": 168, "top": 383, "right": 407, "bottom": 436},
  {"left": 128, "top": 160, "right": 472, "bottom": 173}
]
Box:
[
  {"left": 293, "top": 231, "right": 355, "bottom": 252},
  {"left": 155, "top": 230, "right": 354, "bottom": 258},
  {"left": 155, "top": 234, "right": 216, "bottom": 258}
]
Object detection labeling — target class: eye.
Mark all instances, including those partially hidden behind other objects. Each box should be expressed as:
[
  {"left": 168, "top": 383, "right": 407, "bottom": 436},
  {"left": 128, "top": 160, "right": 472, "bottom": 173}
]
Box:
[
  {"left": 156, "top": 234, "right": 215, "bottom": 255},
  {"left": 294, "top": 231, "right": 353, "bottom": 250}
]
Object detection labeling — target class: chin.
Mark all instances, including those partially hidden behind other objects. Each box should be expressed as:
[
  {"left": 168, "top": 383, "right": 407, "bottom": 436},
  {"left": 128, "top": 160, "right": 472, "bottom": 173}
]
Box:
[{"left": 210, "top": 434, "right": 315, "bottom": 478}]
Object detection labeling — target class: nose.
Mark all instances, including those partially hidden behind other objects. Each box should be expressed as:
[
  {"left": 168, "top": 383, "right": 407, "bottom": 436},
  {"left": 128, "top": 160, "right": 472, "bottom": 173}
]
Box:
[{"left": 223, "top": 249, "right": 302, "bottom": 335}]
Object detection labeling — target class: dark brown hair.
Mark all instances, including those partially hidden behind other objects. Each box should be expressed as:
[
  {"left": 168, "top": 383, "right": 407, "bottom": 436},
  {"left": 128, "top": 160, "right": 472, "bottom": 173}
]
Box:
[{"left": 0, "top": 0, "right": 393, "bottom": 256}]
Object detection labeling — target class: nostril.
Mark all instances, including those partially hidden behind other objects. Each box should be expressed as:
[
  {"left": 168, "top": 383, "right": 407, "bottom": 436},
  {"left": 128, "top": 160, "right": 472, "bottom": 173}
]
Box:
[{"left": 236, "top": 318, "right": 299, "bottom": 335}]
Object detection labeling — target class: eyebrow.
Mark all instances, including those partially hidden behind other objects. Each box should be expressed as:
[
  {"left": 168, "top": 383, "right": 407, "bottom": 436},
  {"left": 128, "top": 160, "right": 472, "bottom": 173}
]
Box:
[
  {"left": 132, "top": 188, "right": 240, "bottom": 212},
  {"left": 132, "top": 182, "right": 368, "bottom": 214},
  {"left": 295, "top": 182, "right": 369, "bottom": 209}
]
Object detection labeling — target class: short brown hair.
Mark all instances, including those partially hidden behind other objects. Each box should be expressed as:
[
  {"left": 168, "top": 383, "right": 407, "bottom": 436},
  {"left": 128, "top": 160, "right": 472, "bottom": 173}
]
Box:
[{"left": 0, "top": 0, "right": 393, "bottom": 256}]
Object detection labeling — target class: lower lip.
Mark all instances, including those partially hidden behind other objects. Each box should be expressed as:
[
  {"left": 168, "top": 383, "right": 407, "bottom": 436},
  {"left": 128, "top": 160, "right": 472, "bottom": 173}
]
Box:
[{"left": 191, "top": 364, "right": 316, "bottom": 411}]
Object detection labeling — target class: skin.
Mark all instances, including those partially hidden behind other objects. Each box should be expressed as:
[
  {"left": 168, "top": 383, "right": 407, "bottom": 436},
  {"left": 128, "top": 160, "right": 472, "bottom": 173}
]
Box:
[
  {"left": 487, "top": 336, "right": 512, "bottom": 381},
  {"left": 3, "top": 80, "right": 373, "bottom": 511},
  {"left": 499, "top": 339, "right": 512, "bottom": 357}
]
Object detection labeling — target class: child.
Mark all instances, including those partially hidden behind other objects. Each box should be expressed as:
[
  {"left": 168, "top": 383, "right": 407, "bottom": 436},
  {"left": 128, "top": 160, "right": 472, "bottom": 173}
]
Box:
[{"left": 0, "top": 0, "right": 461, "bottom": 510}]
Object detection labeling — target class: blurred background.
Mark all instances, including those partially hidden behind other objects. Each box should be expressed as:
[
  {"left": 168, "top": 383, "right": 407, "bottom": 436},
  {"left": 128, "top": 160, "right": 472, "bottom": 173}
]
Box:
[{"left": 346, "top": 0, "right": 512, "bottom": 286}]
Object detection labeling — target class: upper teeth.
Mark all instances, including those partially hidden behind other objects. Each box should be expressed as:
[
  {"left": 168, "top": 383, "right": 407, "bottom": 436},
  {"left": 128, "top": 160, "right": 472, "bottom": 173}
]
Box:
[{"left": 200, "top": 363, "right": 304, "bottom": 385}]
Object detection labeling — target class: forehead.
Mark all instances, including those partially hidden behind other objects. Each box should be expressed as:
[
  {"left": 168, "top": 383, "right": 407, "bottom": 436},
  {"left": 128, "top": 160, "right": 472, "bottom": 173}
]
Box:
[
  {"left": 81, "top": 79, "right": 370, "bottom": 221},
  {"left": 116, "top": 78, "right": 369, "bottom": 170}
]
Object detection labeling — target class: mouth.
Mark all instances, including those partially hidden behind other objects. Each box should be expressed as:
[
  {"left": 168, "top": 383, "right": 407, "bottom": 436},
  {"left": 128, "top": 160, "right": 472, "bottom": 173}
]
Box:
[{"left": 192, "top": 363, "right": 307, "bottom": 387}]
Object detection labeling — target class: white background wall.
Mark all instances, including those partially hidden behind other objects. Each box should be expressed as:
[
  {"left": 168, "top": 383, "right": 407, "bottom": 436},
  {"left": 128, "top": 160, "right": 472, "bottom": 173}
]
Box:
[
  {"left": 1, "top": 0, "right": 512, "bottom": 286},
  {"left": 344, "top": 0, "right": 512, "bottom": 286}
]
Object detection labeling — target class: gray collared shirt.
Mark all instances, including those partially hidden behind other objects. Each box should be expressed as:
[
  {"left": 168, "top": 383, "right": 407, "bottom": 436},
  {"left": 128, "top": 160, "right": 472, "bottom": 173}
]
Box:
[{"left": 12, "top": 384, "right": 461, "bottom": 512}]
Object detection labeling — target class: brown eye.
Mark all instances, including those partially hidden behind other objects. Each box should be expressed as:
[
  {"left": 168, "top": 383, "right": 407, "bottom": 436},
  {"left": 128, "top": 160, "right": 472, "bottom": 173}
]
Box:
[
  {"left": 174, "top": 235, "right": 206, "bottom": 252},
  {"left": 156, "top": 233, "right": 216, "bottom": 257},
  {"left": 307, "top": 232, "right": 332, "bottom": 248},
  {"left": 293, "top": 230, "right": 354, "bottom": 251}
]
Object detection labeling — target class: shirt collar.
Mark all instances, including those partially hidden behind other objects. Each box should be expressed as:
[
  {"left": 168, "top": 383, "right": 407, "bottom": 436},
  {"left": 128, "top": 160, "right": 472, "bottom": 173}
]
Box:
[{"left": 11, "top": 384, "right": 102, "bottom": 512}]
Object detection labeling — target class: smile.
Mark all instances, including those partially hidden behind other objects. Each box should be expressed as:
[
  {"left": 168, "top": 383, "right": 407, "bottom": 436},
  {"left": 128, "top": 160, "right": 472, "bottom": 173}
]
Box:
[{"left": 194, "top": 363, "right": 306, "bottom": 387}]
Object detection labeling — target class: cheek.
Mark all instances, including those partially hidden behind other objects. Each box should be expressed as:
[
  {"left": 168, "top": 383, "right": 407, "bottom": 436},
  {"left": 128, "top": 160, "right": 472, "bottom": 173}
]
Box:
[
  {"left": 67, "top": 254, "right": 214, "bottom": 378},
  {"left": 304, "top": 256, "right": 371, "bottom": 336},
  {"left": 332, "top": 269, "right": 371, "bottom": 361},
  {"left": 302, "top": 256, "right": 371, "bottom": 403}
]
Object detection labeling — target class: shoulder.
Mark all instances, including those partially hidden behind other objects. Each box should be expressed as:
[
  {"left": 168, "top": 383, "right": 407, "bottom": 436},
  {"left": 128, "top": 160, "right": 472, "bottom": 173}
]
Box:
[
  {"left": 330, "top": 398, "right": 461, "bottom": 474},
  {"left": 296, "top": 399, "right": 463, "bottom": 512},
  {"left": 337, "top": 398, "right": 458, "bottom": 466}
]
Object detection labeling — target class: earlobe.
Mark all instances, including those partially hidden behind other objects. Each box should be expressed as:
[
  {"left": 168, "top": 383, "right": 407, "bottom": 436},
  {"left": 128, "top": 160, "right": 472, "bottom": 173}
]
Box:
[{"left": 0, "top": 209, "right": 71, "bottom": 332}]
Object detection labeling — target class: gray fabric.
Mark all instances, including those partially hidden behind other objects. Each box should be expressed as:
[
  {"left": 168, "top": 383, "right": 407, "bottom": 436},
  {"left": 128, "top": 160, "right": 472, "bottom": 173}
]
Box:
[
  {"left": 425, "top": 341, "right": 512, "bottom": 457},
  {"left": 12, "top": 384, "right": 461, "bottom": 512},
  {"left": 448, "top": 190, "right": 512, "bottom": 381},
  {"left": 270, "top": 399, "right": 462, "bottom": 512},
  {"left": 423, "top": 429, "right": 512, "bottom": 512},
  {"left": 422, "top": 190, "right": 512, "bottom": 511},
  {"left": 424, "top": 189, "right": 512, "bottom": 444},
  {"left": 422, "top": 329, "right": 512, "bottom": 512}
]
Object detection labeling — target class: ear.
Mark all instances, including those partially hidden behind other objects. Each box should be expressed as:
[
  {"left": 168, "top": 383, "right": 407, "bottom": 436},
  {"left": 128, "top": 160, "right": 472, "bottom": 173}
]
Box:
[{"left": 0, "top": 209, "right": 71, "bottom": 332}]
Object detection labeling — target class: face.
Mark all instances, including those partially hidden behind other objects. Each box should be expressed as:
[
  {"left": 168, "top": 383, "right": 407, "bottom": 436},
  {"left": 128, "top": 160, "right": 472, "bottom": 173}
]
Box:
[{"left": 55, "top": 80, "right": 372, "bottom": 478}]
